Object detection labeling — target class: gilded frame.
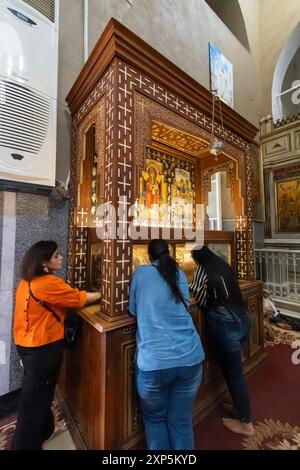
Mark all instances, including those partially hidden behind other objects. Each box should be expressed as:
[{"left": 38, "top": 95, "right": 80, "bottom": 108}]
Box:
[{"left": 275, "top": 176, "right": 300, "bottom": 233}]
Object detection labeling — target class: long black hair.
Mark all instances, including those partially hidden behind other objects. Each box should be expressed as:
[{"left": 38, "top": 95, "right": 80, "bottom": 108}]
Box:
[
  {"left": 191, "top": 245, "right": 244, "bottom": 310},
  {"left": 148, "top": 239, "right": 186, "bottom": 306},
  {"left": 20, "top": 240, "right": 58, "bottom": 281}
]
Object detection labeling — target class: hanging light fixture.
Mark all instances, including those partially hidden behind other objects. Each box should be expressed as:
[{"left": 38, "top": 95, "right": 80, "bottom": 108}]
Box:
[{"left": 209, "top": 89, "right": 225, "bottom": 156}]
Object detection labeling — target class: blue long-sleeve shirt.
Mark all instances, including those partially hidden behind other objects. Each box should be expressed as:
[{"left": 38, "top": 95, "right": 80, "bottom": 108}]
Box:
[{"left": 129, "top": 264, "right": 205, "bottom": 371}]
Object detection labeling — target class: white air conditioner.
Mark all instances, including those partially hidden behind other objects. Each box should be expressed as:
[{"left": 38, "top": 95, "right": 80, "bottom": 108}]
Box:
[{"left": 0, "top": 0, "right": 58, "bottom": 188}]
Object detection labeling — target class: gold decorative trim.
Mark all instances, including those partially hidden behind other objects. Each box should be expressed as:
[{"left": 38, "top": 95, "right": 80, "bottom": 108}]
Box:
[
  {"left": 242, "top": 419, "right": 300, "bottom": 450},
  {"left": 134, "top": 92, "right": 246, "bottom": 200},
  {"left": 201, "top": 160, "right": 240, "bottom": 206}
]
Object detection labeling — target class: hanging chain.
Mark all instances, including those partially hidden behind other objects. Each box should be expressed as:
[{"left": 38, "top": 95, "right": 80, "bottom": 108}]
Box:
[
  {"left": 210, "top": 89, "right": 224, "bottom": 140},
  {"left": 91, "top": 125, "right": 98, "bottom": 220},
  {"left": 218, "top": 94, "right": 224, "bottom": 131}
]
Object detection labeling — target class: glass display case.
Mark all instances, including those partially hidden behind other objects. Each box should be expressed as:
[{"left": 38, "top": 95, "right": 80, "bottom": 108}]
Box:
[
  {"left": 176, "top": 234, "right": 235, "bottom": 282},
  {"left": 132, "top": 243, "right": 175, "bottom": 271},
  {"left": 132, "top": 234, "right": 235, "bottom": 282},
  {"left": 207, "top": 242, "right": 232, "bottom": 265}
]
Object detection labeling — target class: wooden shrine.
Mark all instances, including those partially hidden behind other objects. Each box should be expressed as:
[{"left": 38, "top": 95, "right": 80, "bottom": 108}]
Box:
[{"left": 58, "top": 18, "right": 266, "bottom": 450}]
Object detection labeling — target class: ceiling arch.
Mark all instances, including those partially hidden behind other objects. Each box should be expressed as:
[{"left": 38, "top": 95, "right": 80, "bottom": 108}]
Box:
[{"left": 205, "top": 0, "right": 250, "bottom": 51}]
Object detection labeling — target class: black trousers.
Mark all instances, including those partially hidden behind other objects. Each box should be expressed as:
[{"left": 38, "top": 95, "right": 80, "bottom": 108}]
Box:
[
  {"left": 12, "top": 340, "right": 64, "bottom": 450},
  {"left": 206, "top": 307, "right": 252, "bottom": 423}
]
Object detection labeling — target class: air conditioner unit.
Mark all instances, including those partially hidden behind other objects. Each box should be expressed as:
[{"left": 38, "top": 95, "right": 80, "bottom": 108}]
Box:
[{"left": 0, "top": 0, "right": 59, "bottom": 188}]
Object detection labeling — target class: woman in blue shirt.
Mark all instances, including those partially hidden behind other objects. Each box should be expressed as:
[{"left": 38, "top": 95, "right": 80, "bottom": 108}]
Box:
[{"left": 129, "top": 239, "right": 204, "bottom": 450}]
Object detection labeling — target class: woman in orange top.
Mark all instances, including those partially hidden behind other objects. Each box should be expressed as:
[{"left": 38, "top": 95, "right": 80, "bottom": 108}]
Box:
[{"left": 12, "top": 240, "right": 100, "bottom": 450}]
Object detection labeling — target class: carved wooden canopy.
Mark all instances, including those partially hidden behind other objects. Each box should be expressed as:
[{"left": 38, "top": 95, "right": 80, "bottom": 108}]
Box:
[{"left": 66, "top": 18, "right": 258, "bottom": 142}]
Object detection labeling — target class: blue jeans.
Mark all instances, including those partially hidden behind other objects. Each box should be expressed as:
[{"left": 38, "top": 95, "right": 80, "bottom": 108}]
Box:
[
  {"left": 136, "top": 363, "right": 203, "bottom": 450},
  {"left": 206, "top": 307, "right": 252, "bottom": 422}
]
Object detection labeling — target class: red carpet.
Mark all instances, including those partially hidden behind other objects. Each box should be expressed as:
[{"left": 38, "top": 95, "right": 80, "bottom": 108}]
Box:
[
  {"left": 195, "top": 342, "right": 300, "bottom": 450},
  {"left": 1, "top": 332, "right": 299, "bottom": 451}
]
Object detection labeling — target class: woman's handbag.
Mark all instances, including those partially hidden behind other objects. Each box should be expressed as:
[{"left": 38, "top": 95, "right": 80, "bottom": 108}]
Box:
[
  {"left": 64, "top": 310, "right": 82, "bottom": 348},
  {"left": 28, "top": 283, "right": 81, "bottom": 348}
]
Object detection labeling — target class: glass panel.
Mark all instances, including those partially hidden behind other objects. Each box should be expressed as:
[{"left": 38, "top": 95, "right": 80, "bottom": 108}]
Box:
[
  {"left": 207, "top": 242, "right": 232, "bottom": 266},
  {"left": 132, "top": 244, "right": 149, "bottom": 271},
  {"left": 207, "top": 171, "right": 235, "bottom": 231},
  {"left": 89, "top": 242, "right": 102, "bottom": 291},
  {"left": 175, "top": 244, "right": 196, "bottom": 284},
  {"left": 132, "top": 243, "right": 175, "bottom": 271},
  {"left": 134, "top": 147, "right": 195, "bottom": 229}
]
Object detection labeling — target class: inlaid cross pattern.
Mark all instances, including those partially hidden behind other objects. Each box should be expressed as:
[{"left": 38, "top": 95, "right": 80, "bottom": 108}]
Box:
[{"left": 68, "top": 57, "right": 254, "bottom": 316}]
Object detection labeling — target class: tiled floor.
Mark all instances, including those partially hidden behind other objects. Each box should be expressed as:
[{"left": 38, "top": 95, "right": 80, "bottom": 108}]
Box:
[
  {"left": 43, "top": 430, "right": 76, "bottom": 450},
  {"left": 0, "top": 399, "right": 69, "bottom": 450}
]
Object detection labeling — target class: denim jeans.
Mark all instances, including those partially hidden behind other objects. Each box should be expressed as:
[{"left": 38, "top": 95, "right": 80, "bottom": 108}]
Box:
[
  {"left": 136, "top": 363, "right": 203, "bottom": 450},
  {"left": 206, "top": 307, "right": 252, "bottom": 423},
  {"left": 12, "top": 340, "right": 63, "bottom": 450}
]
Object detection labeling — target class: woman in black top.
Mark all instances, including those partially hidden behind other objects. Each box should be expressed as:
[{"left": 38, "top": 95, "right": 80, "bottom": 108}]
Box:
[{"left": 189, "top": 246, "right": 255, "bottom": 436}]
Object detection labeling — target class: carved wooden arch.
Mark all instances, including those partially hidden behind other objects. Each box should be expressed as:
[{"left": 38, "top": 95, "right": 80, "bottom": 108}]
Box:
[
  {"left": 134, "top": 91, "right": 253, "bottom": 280},
  {"left": 134, "top": 92, "right": 247, "bottom": 207},
  {"left": 200, "top": 157, "right": 244, "bottom": 215},
  {"left": 75, "top": 98, "right": 105, "bottom": 211},
  {"left": 134, "top": 92, "right": 210, "bottom": 198}
]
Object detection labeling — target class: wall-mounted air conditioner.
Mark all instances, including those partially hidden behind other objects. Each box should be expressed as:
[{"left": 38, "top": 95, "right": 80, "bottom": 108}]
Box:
[{"left": 0, "top": 0, "right": 59, "bottom": 188}]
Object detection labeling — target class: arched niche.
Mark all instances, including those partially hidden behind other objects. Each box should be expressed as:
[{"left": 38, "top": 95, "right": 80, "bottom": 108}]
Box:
[
  {"left": 200, "top": 155, "right": 244, "bottom": 223},
  {"left": 75, "top": 99, "right": 105, "bottom": 226},
  {"left": 206, "top": 170, "right": 238, "bottom": 231},
  {"left": 133, "top": 93, "right": 253, "bottom": 280}
]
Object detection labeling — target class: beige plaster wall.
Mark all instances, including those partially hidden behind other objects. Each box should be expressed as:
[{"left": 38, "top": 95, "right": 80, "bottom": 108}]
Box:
[
  {"left": 55, "top": 0, "right": 262, "bottom": 181},
  {"left": 88, "top": 0, "right": 261, "bottom": 127},
  {"left": 55, "top": 0, "right": 300, "bottom": 181},
  {"left": 56, "top": 0, "right": 84, "bottom": 183}
]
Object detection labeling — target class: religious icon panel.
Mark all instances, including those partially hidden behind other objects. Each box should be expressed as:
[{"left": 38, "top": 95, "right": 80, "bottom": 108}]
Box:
[{"left": 134, "top": 146, "right": 195, "bottom": 229}]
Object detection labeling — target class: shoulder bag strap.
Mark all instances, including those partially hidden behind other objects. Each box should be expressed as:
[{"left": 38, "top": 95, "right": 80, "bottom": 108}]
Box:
[{"left": 28, "top": 281, "right": 62, "bottom": 323}]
